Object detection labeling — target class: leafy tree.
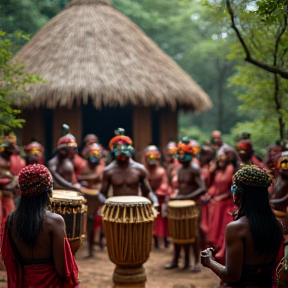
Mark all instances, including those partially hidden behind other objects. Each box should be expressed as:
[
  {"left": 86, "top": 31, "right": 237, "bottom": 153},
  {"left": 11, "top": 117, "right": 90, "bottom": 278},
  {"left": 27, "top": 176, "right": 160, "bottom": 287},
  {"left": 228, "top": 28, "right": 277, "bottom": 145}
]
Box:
[
  {"left": 226, "top": 0, "right": 288, "bottom": 144},
  {"left": 0, "top": 30, "right": 41, "bottom": 135}
]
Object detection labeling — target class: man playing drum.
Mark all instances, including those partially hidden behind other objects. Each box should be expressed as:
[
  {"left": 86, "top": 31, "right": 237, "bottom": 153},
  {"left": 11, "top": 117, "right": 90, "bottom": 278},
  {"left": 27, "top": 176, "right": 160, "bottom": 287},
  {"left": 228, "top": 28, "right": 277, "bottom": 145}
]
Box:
[
  {"left": 165, "top": 137, "right": 205, "bottom": 272},
  {"left": 48, "top": 133, "right": 81, "bottom": 192},
  {"left": 78, "top": 143, "right": 105, "bottom": 257},
  {"left": 99, "top": 128, "right": 158, "bottom": 206}
]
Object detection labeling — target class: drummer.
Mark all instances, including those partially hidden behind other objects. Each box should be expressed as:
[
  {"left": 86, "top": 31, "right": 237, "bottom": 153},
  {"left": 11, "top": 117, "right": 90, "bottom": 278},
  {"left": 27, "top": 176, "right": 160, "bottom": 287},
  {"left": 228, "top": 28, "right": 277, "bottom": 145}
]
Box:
[
  {"left": 98, "top": 128, "right": 158, "bottom": 206},
  {"left": 165, "top": 137, "right": 205, "bottom": 272},
  {"left": 48, "top": 132, "right": 81, "bottom": 192},
  {"left": 78, "top": 143, "right": 105, "bottom": 257}
]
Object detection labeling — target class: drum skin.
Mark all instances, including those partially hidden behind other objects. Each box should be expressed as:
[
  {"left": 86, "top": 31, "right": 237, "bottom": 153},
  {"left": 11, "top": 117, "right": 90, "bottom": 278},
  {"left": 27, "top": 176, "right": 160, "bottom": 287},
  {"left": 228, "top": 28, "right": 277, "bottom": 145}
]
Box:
[
  {"left": 101, "top": 196, "right": 157, "bottom": 268},
  {"left": 167, "top": 200, "right": 198, "bottom": 244}
]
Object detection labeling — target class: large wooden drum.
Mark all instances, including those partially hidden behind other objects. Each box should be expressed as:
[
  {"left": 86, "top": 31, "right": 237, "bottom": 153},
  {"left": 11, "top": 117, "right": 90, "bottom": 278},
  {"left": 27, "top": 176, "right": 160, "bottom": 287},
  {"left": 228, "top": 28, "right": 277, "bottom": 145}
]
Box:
[
  {"left": 49, "top": 190, "right": 87, "bottom": 255},
  {"left": 101, "top": 196, "right": 157, "bottom": 287},
  {"left": 167, "top": 200, "right": 198, "bottom": 244}
]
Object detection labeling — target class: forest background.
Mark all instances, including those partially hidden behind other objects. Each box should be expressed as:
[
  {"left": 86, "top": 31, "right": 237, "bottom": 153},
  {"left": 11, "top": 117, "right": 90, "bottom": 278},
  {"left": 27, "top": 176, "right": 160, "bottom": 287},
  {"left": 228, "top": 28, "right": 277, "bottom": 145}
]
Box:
[{"left": 1, "top": 0, "right": 288, "bottom": 159}]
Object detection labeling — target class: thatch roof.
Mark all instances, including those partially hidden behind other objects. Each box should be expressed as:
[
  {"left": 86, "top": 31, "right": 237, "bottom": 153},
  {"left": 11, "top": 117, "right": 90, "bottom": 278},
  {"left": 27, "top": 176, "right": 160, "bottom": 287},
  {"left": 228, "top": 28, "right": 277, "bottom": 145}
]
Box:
[{"left": 13, "top": 0, "right": 212, "bottom": 112}]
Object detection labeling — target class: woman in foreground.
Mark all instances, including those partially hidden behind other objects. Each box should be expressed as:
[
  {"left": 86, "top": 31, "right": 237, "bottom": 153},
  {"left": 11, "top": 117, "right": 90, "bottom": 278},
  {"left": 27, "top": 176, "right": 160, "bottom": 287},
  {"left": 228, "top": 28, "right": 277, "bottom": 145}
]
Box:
[
  {"left": 1, "top": 164, "right": 79, "bottom": 288},
  {"left": 201, "top": 165, "right": 283, "bottom": 287}
]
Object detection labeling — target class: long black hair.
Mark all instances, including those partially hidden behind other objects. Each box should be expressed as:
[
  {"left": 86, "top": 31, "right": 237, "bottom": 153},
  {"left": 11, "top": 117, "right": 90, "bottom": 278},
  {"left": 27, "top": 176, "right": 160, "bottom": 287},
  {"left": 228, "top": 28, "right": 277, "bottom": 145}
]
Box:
[
  {"left": 11, "top": 191, "right": 51, "bottom": 249},
  {"left": 235, "top": 185, "right": 283, "bottom": 255}
]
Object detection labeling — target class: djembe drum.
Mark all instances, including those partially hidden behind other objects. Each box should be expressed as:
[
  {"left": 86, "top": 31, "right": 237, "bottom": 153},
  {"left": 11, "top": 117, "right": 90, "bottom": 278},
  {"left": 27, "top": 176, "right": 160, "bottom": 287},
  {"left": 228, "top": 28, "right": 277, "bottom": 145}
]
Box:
[
  {"left": 49, "top": 190, "right": 87, "bottom": 255},
  {"left": 167, "top": 200, "right": 198, "bottom": 244},
  {"left": 101, "top": 196, "right": 157, "bottom": 288}
]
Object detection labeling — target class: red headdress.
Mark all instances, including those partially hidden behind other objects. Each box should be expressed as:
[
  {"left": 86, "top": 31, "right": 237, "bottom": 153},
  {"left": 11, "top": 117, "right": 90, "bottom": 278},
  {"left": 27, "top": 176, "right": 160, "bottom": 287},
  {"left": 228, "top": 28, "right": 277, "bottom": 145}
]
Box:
[
  {"left": 24, "top": 141, "right": 44, "bottom": 157},
  {"left": 237, "top": 139, "right": 253, "bottom": 152},
  {"left": 109, "top": 128, "right": 133, "bottom": 151},
  {"left": 18, "top": 164, "right": 53, "bottom": 197},
  {"left": 57, "top": 133, "right": 77, "bottom": 149}
]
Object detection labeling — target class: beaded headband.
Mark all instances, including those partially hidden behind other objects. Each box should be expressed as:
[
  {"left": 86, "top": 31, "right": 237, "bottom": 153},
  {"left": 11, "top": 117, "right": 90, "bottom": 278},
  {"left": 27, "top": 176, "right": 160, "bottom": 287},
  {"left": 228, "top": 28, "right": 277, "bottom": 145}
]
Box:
[
  {"left": 233, "top": 165, "right": 271, "bottom": 188},
  {"left": 145, "top": 145, "right": 161, "bottom": 160},
  {"left": 18, "top": 164, "right": 53, "bottom": 197},
  {"left": 57, "top": 133, "right": 77, "bottom": 149}
]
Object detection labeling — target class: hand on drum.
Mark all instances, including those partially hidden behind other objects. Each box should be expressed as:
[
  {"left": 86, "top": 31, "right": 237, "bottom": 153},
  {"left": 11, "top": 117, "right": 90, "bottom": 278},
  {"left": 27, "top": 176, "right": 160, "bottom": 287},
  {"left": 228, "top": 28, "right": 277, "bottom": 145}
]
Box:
[{"left": 200, "top": 247, "right": 214, "bottom": 267}]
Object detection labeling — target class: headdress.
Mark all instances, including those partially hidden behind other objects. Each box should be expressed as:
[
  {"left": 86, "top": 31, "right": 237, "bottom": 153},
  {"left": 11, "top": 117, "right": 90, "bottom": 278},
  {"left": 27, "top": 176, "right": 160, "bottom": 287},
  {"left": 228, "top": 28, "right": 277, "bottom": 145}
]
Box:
[
  {"left": 237, "top": 139, "right": 253, "bottom": 152},
  {"left": 178, "top": 137, "right": 194, "bottom": 155},
  {"left": 277, "top": 151, "right": 288, "bottom": 170},
  {"left": 18, "top": 164, "right": 53, "bottom": 197},
  {"left": 82, "top": 143, "right": 102, "bottom": 159},
  {"left": 232, "top": 165, "right": 271, "bottom": 188},
  {"left": 109, "top": 128, "right": 133, "bottom": 151},
  {"left": 166, "top": 141, "right": 178, "bottom": 155},
  {"left": 5, "top": 132, "right": 17, "bottom": 146},
  {"left": 190, "top": 140, "right": 200, "bottom": 156},
  {"left": 57, "top": 133, "right": 77, "bottom": 149},
  {"left": 145, "top": 145, "right": 161, "bottom": 164},
  {"left": 24, "top": 141, "right": 44, "bottom": 157}
]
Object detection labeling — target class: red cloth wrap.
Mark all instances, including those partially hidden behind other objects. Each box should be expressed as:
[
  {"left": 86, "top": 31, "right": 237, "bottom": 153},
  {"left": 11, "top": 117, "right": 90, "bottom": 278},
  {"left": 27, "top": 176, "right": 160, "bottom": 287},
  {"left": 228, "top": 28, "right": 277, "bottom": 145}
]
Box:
[
  {"left": 10, "top": 155, "right": 26, "bottom": 176},
  {"left": 154, "top": 195, "right": 169, "bottom": 238},
  {"left": 1, "top": 228, "right": 79, "bottom": 288},
  {"left": 200, "top": 164, "right": 234, "bottom": 250}
]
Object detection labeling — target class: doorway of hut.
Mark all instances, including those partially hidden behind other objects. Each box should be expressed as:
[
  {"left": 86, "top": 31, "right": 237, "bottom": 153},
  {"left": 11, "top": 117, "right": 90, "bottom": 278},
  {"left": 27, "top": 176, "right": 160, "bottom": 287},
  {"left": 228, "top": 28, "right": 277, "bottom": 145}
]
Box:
[{"left": 81, "top": 102, "right": 133, "bottom": 152}]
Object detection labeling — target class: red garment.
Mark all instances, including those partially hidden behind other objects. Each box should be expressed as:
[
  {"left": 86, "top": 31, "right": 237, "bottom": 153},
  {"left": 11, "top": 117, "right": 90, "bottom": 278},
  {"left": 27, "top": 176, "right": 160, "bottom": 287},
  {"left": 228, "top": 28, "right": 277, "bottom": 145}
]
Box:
[
  {"left": 9, "top": 155, "right": 26, "bottom": 175},
  {"left": 154, "top": 195, "right": 169, "bottom": 238},
  {"left": 2, "top": 195, "right": 14, "bottom": 229},
  {"left": 200, "top": 164, "right": 234, "bottom": 250},
  {"left": 1, "top": 227, "right": 79, "bottom": 288}
]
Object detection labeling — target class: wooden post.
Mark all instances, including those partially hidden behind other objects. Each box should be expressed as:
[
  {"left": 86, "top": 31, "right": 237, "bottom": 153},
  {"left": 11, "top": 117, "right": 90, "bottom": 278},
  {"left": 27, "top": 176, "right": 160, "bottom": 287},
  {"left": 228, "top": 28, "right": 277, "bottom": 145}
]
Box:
[
  {"left": 133, "top": 107, "right": 152, "bottom": 162},
  {"left": 159, "top": 109, "right": 178, "bottom": 152},
  {"left": 20, "top": 108, "right": 45, "bottom": 146},
  {"left": 53, "top": 106, "right": 82, "bottom": 150}
]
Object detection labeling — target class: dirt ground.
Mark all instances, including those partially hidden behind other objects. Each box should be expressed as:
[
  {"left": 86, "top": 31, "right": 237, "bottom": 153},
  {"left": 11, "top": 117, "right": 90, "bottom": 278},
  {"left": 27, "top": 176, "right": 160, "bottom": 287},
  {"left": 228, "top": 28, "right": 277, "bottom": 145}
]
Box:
[
  {"left": 76, "top": 236, "right": 220, "bottom": 288},
  {"left": 0, "top": 236, "right": 220, "bottom": 288}
]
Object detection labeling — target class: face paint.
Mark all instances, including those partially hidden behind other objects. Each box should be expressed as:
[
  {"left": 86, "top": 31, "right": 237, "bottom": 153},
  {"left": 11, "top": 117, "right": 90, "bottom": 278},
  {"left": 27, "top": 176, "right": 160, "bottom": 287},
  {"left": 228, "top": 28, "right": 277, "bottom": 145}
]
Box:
[
  {"left": 177, "top": 149, "right": 193, "bottom": 163},
  {"left": 231, "top": 184, "right": 242, "bottom": 204},
  {"left": 113, "top": 143, "right": 134, "bottom": 161}
]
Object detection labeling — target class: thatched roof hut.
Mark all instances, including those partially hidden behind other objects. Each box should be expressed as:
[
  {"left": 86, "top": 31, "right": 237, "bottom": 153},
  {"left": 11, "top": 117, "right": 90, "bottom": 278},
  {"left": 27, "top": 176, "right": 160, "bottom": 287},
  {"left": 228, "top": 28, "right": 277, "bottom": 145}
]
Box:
[{"left": 14, "top": 0, "right": 211, "bottom": 158}]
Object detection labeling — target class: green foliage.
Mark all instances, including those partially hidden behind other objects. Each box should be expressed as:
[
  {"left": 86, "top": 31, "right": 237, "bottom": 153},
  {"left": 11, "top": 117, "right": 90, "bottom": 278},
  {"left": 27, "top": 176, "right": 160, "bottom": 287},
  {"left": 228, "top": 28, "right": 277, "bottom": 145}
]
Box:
[{"left": 0, "top": 30, "right": 42, "bottom": 135}]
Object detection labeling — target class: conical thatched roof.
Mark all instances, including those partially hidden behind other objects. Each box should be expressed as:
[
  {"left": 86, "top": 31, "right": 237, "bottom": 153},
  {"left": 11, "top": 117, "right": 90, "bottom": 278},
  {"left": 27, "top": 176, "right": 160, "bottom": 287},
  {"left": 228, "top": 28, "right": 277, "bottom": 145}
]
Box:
[{"left": 13, "top": 0, "right": 212, "bottom": 112}]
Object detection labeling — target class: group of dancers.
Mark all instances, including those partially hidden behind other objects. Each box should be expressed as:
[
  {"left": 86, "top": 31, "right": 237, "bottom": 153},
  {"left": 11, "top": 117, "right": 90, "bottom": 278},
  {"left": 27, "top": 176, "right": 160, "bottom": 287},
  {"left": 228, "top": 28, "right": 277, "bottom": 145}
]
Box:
[{"left": 0, "top": 126, "right": 287, "bottom": 287}]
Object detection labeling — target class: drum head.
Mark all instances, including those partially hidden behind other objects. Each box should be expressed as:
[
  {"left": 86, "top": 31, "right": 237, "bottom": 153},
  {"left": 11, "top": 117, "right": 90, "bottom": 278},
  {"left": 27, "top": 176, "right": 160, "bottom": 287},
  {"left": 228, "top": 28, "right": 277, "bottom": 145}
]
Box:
[
  {"left": 168, "top": 200, "right": 195, "bottom": 208},
  {"left": 105, "top": 196, "right": 151, "bottom": 205},
  {"left": 52, "top": 190, "right": 83, "bottom": 200}
]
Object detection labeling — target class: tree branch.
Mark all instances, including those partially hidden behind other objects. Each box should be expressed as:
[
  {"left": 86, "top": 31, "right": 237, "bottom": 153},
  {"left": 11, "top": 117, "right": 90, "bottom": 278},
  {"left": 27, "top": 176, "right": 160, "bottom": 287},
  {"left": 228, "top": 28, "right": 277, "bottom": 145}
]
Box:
[{"left": 226, "top": 0, "right": 288, "bottom": 79}]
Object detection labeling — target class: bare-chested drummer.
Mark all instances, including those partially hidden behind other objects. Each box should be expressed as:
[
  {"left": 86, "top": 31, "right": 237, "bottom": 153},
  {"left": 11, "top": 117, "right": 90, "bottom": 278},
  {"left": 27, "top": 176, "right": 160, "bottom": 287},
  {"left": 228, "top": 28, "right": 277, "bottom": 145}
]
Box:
[
  {"left": 48, "top": 133, "right": 81, "bottom": 192},
  {"left": 98, "top": 128, "right": 158, "bottom": 206}
]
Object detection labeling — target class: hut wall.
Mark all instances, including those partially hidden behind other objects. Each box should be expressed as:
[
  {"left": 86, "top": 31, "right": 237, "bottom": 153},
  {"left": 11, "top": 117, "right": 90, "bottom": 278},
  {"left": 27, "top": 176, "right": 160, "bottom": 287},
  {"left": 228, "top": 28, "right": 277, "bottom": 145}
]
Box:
[
  {"left": 20, "top": 108, "right": 45, "bottom": 146},
  {"left": 160, "top": 109, "right": 178, "bottom": 151},
  {"left": 133, "top": 107, "right": 152, "bottom": 161},
  {"left": 53, "top": 106, "right": 82, "bottom": 150}
]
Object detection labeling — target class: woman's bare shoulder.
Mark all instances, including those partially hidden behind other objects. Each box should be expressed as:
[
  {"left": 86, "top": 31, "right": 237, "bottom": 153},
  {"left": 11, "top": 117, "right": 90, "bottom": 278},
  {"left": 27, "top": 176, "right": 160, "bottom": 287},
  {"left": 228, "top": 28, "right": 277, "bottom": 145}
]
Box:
[
  {"left": 226, "top": 217, "right": 249, "bottom": 235},
  {"left": 45, "top": 210, "right": 65, "bottom": 226}
]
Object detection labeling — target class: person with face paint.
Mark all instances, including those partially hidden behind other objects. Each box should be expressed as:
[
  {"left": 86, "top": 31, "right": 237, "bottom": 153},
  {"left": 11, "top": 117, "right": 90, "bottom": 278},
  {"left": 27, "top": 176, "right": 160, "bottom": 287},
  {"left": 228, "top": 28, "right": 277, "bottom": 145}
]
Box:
[
  {"left": 165, "top": 137, "right": 205, "bottom": 271},
  {"left": 78, "top": 143, "right": 105, "bottom": 257},
  {"left": 24, "top": 141, "right": 44, "bottom": 165},
  {"left": 200, "top": 148, "right": 234, "bottom": 260},
  {"left": 48, "top": 133, "right": 81, "bottom": 192},
  {"left": 144, "top": 145, "right": 172, "bottom": 249},
  {"left": 98, "top": 128, "right": 158, "bottom": 206},
  {"left": 201, "top": 165, "right": 283, "bottom": 287},
  {"left": 237, "top": 138, "right": 264, "bottom": 169}
]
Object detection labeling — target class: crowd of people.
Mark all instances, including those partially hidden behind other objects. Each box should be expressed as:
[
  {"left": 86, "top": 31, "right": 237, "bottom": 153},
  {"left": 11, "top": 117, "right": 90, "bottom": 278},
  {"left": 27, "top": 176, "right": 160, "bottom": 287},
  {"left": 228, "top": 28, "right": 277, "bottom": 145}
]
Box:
[{"left": 0, "top": 126, "right": 287, "bottom": 287}]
